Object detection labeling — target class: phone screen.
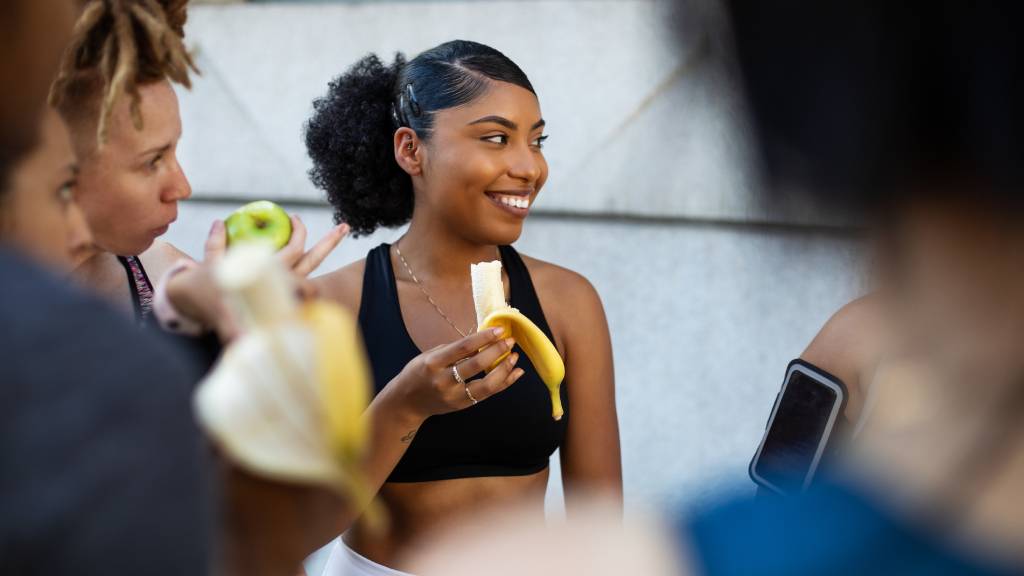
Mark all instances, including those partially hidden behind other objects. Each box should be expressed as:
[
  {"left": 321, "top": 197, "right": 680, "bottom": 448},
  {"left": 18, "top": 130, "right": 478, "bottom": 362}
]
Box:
[{"left": 754, "top": 371, "right": 839, "bottom": 493}]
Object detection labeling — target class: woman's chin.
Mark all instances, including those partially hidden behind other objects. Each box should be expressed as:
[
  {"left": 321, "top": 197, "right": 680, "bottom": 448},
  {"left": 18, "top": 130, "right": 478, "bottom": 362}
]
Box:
[
  {"left": 478, "top": 222, "right": 525, "bottom": 248},
  {"left": 102, "top": 237, "right": 154, "bottom": 258}
]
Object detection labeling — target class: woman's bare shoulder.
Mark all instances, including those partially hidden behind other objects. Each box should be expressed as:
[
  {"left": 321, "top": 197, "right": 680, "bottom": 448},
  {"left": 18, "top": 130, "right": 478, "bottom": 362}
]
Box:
[
  {"left": 517, "top": 253, "right": 601, "bottom": 308},
  {"left": 313, "top": 258, "right": 367, "bottom": 312},
  {"left": 801, "top": 294, "right": 884, "bottom": 391},
  {"left": 139, "top": 239, "right": 191, "bottom": 282},
  {"left": 516, "top": 252, "right": 607, "bottom": 356}
]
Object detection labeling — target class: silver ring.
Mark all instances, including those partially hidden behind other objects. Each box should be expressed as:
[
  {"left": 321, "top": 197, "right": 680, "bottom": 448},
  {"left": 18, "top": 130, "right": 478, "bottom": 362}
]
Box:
[
  {"left": 451, "top": 365, "right": 466, "bottom": 386},
  {"left": 464, "top": 382, "right": 479, "bottom": 405}
]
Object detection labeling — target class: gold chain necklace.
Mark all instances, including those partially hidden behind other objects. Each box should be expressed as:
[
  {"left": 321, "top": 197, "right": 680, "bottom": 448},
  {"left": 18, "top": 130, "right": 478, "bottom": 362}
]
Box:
[{"left": 394, "top": 242, "right": 499, "bottom": 338}]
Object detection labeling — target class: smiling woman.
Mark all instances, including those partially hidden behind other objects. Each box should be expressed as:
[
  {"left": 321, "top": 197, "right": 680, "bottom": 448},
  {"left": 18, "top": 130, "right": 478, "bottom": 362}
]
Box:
[
  {"left": 306, "top": 42, "right": 547, "bottom": 239},
  {"left": 307, "top": 40, "right": 622, "bottom": 574}
]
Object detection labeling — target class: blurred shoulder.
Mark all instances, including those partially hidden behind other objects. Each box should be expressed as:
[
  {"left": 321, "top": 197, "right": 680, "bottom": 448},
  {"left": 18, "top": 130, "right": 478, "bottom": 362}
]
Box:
[
  {"left": 314, "top": 257, "right": 367, "bottom": 313},
  {"left": 801, "top": 295, "right": 884, "bottom": 402},
  {"left": 802, "top": 295, "right": 883, "bottom": 364},
  {"left": 0, "top": 248, "right": 196, "bottom": 389},
  {"left": 0, "top": 254, "right": 210, "bottom": 573},
  {"left": 140, "top": 239, "right": 193, "bottom": 281}
]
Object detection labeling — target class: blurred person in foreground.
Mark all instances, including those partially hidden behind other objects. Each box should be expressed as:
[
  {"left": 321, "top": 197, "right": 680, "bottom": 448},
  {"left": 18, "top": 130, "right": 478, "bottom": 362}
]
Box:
[
  {"left": 0, "top": 1, "right": 74, "bottom": 182},
  {"left": 405, "top": 2, "right": 1024, "bottom": 574},
  {"left": 0, "top": 1, "right": 213, "bottom": 574},
  {"left": 2, "top": 107, "right": 93, "bottom": 271},
  {"left": 0, "top": 107, "right": 350, "bottom": 575}
]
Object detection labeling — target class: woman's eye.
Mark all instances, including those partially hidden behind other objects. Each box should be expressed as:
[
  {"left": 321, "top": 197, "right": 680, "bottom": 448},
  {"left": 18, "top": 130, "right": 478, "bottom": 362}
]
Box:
[
  {"left": 482, "top": 134, "right": 509, "bottom": 145},
  {"left": 148, "top": 154, "right": 163, "bottom": 170},
  {"left": 57, "top": 181, "right": 75, "bottom": 205},
  {"left": 533, "top": 135, "right": 549, "bottom": 149}
]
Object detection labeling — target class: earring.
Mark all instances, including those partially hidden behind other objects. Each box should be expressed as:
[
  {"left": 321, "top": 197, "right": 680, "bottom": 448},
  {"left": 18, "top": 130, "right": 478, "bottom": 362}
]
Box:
[{"left": 407, "top": 142, "right": 414, "bottom": 151}]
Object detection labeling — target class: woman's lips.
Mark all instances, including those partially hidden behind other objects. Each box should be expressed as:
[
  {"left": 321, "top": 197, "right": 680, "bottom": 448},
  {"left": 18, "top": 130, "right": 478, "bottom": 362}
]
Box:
[
  {"left": 152, "top": 215, "right": 177, "bottom": 237},
  {"left": 486, "top": 192, "right": 531, "bottom": 218}
]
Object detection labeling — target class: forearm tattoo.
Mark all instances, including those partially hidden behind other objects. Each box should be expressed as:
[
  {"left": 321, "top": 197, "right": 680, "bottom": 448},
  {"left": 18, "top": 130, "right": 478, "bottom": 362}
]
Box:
[{"left": 400, "top": 429, "right": 417, "bottom": 443}]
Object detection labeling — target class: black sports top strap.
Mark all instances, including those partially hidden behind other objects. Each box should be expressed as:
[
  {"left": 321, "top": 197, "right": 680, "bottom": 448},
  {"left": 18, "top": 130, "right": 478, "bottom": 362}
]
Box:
[{"left": 498, "top": 244, "right": 557, "bottom": 343}]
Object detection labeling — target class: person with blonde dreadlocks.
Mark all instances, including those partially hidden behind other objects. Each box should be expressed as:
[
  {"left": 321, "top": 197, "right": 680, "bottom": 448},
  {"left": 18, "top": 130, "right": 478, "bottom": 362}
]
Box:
[{"left": 53, "top": 0, "right": 346, "bottom": 342}]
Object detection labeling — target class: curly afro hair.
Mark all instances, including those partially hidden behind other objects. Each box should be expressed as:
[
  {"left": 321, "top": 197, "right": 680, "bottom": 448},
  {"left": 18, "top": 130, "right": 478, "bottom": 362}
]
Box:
[
  {"left": 306, "top": 54, "right": 410, "bottom": 237},
  {"left": 305, "top": 40, "right": 535, "bottom": 237}
]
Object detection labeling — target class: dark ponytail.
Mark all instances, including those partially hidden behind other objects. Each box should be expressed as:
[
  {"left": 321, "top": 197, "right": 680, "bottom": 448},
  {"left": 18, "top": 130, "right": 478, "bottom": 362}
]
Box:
[{"left": 305, "top": 40, "right": 535, "bottom": 236}]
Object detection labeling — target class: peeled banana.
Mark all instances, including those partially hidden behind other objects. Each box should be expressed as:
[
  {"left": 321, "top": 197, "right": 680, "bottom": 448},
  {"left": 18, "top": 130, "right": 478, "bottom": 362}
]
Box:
[
  {"left": 471, "top": 260, "right": 565, "bottom": 420},
  {"left": 194, "top": 243, "right": 374, "bottom": 508}
]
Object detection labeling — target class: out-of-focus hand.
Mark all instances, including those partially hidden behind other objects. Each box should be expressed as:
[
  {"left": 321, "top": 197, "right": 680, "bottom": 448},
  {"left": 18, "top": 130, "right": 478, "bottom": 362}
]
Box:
[
  {"left": 168, "top": 218, "right": 348, "bottom": 341},
  {"left": 204, "top": 215, "right": 349, "bottom": 277}
]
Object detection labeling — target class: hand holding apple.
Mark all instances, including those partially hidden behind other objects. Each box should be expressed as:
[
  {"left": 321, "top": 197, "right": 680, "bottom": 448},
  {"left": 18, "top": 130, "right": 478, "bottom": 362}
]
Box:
[
  {"left": 218, "top": 205, "right": 348, "bottom": 276},
  {"left": 164, "top": 212, "right": 349, "bottom": 342}
]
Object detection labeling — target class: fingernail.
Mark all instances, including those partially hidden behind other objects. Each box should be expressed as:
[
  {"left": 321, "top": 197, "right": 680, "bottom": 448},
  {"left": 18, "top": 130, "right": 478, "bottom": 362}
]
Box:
[
  {"left": 504, "top": 338, "right": 516, "bottom": 349},
  {"left": 210, "top": 219, "right": 223, "bottom": 232},
  {"left": 491, "top": 327, "right": 505, "bottom": 337},
  {"left": 514, "top": 368, "right": 525, "bottom": 379},
  {"left": 509, "top": 352, "right": 520, "bottom": 365},
  {"left": 338, "top": 223, "right": 350, "bottom": 234}
]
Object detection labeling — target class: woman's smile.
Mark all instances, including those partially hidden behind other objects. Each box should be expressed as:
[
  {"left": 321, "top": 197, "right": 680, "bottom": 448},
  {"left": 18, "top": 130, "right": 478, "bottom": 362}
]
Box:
[{"left": 485, "top": 190, "right": 533, "bottom": 218}]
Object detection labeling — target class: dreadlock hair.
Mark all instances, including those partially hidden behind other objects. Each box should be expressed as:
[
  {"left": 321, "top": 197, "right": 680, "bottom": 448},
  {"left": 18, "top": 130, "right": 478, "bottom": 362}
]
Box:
[{"left": 49, "top": 0, "right": 198, "bottom": 148}]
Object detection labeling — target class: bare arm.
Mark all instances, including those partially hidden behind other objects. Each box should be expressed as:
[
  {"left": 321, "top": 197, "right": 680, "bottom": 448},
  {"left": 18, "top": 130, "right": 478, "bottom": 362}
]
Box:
[
  {"left": 555, "top": 273, "right": 623, "bottom": 514},
  {"left": 799, "top": 294, "right": 881, "bottom": 422}
]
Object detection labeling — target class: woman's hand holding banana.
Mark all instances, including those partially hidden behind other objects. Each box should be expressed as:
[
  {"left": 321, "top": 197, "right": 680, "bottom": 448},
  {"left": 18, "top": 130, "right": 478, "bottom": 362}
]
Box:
[{"left": 381, "top": 328, "right": 525, "bottom": 424}]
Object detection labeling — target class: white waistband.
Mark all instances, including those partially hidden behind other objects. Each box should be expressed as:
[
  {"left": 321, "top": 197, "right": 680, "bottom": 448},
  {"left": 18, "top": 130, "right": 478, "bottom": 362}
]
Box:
[{"left": 321, "top": 538, "right": 415, "bottom": 576}]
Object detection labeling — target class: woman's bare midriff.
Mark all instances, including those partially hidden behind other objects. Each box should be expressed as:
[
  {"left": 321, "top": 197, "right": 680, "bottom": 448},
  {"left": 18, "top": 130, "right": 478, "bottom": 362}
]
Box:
[{"left": 345, "top": 468, "right": 550, "bottom": 570}]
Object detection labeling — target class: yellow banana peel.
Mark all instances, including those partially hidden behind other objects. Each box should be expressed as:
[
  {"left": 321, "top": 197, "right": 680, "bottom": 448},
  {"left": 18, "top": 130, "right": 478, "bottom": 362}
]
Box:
[
  {"left": 196, "top": 243, "right": 382, "bottom": 528},
  {"left": 471, "top": 260, "right": 565, "bottom": 420},
  {"left": 303, "top": 300, "right": 370, "bottom": 467}
]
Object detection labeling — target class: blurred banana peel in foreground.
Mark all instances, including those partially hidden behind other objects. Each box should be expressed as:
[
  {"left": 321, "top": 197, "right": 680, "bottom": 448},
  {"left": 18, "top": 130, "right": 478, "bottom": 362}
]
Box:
[{"left": 194, "top": 243, "right": 382, "bottom": 527}]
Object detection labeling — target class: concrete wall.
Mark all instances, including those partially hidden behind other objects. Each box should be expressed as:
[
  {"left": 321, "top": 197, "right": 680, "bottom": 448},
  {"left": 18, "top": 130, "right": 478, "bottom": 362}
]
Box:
[{"left": 167, "top": 4, "right": 867, "bottom": 569}]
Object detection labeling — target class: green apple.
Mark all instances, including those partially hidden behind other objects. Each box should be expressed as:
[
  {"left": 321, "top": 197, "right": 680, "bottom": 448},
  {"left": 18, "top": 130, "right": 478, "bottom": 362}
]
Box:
[{"left": 225, "top": 200, "right": 293, "bottom": 250}]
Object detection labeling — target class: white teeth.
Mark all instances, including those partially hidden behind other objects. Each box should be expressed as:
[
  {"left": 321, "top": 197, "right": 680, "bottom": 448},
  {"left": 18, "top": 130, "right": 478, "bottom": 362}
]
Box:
[{"left": 495, "top": 195, "right": 529, "bottom": 210}]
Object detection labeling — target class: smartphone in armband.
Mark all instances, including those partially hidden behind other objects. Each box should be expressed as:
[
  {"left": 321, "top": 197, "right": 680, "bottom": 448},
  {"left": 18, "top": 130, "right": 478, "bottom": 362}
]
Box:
[{"left": 749, "top": 359, "right": 848, "bottom": 496}]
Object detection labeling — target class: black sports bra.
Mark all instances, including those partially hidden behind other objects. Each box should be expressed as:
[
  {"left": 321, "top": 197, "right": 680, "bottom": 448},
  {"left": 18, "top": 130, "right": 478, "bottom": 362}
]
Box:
[{"left": 358, "top": 243, "right": 569, "bottom": 483}]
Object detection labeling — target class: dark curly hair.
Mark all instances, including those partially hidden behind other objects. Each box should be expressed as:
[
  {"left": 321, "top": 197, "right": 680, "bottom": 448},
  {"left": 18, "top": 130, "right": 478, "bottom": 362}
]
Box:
[{"left": 305, "top": 40, "right": 535, "bottom": 236}]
